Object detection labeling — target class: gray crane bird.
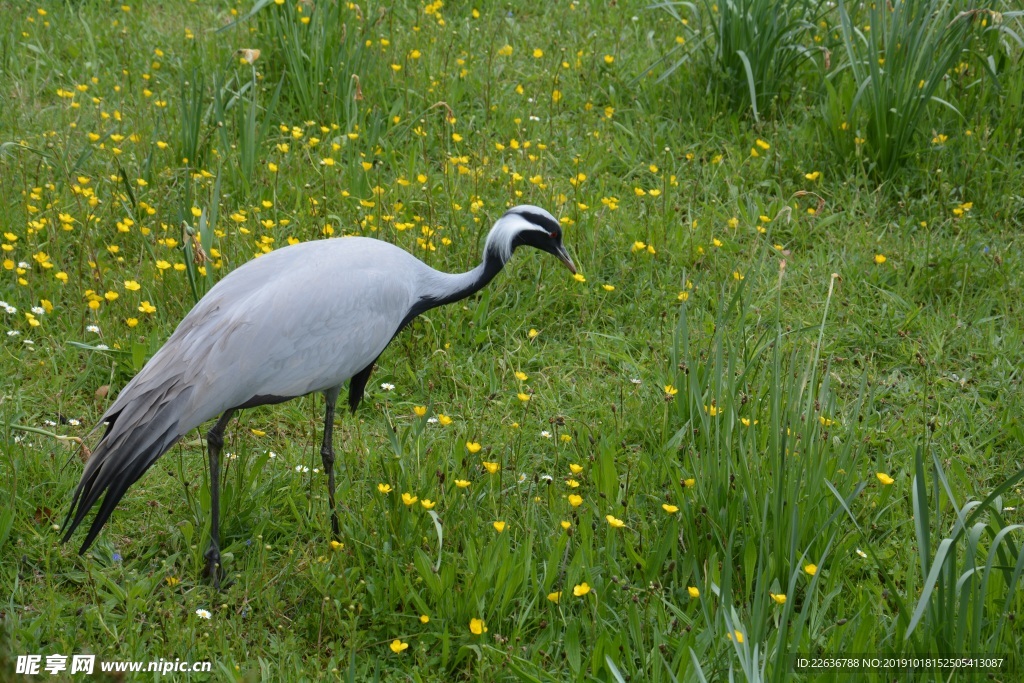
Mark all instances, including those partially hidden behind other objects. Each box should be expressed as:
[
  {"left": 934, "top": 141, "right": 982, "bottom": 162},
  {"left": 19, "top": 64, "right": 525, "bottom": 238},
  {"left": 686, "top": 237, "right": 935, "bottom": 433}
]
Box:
[{"left": 62, "top": 205, "right": 575, "bottom": 584}]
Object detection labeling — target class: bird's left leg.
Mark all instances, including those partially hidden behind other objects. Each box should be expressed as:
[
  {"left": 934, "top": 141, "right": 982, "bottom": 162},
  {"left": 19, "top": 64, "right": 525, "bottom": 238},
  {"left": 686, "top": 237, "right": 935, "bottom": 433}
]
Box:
[
  {"left": 204, "top": 409, "right": 235, "bottom": 588},
  {"left": 321, "top": 387, "right": 341, "bottom": 539}
]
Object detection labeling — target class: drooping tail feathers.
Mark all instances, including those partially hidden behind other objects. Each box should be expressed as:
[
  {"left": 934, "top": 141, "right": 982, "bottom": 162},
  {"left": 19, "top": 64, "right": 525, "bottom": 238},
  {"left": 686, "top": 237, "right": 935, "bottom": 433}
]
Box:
[{"left": 62, "top": 382, "right": 194, "bottom": 553}]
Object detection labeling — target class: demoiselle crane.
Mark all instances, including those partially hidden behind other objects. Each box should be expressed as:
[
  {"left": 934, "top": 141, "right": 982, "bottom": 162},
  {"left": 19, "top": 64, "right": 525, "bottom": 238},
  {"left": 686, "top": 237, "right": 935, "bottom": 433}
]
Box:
[{"left": 62, "top": 205, "right": 575, "bottom": 584}]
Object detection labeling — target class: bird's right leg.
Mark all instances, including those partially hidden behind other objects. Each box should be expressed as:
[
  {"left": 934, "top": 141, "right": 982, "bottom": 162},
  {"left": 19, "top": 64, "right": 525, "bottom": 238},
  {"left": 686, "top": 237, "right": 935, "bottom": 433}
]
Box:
[
  {"left": 204, "top": 409, "right": 234, "bottom": 589},
  {"left": 321, "top": 387, "right": 341, "bottom": 539}
]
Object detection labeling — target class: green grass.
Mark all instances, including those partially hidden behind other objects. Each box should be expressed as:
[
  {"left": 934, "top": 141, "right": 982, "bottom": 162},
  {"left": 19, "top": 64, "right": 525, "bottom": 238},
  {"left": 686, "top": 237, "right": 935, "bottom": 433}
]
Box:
[{"left": 2, "top": 1, "right": 1023, "bottom": 681}]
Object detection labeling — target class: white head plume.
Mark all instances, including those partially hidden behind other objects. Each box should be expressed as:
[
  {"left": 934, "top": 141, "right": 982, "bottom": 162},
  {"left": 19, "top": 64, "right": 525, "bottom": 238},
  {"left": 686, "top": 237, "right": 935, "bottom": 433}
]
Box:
[{"left": 484, "top": 205, "right": 561, "bottom": 262}]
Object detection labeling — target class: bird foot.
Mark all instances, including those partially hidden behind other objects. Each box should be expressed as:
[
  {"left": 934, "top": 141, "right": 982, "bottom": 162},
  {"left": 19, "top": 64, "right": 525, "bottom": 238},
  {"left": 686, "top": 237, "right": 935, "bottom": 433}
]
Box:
[{"left": 203, "top": 546, "right": 223, "bottom": 590}]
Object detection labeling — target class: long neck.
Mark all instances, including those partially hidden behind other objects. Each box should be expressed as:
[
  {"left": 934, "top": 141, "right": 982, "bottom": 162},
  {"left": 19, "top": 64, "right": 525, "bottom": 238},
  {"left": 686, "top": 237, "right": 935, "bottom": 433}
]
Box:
[{"left": 418, "top": 246, "right": 507, "bottom": 308}]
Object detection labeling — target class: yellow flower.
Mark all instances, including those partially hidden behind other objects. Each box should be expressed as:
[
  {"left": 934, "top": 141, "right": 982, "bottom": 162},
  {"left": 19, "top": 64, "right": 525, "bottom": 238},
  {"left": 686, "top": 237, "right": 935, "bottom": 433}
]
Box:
[
  {"left": 493, "top": 521, "right": 506, "bottom": 533},
  {"left": 569, "top": 463, "right": 583, "bottom": 475},
  {"left": 770, "top": 593, "right": 787, "bottom": 605},
  {"left": 547, "top": 591, "right": 561, "bottom": 603},
  {"left": 664, "top": 385, "right": 678, "bottom": 396},
  {"left": 560, "top": 434, "right": 572, "bottom": 443},
  {"left": 469, "top": 618, "right": 487, "bottom": 635},
  {"left": 755, "top": 139, "right": 770, "bottom": 150},
  {"left": 688, "top": 586, "right": 700, "bottom": 599},
  {"left": 515, "top": 371, "right": 528, "bottom": 381},
  {"left": 329, "top": 540, "right": 344, "bottom": 551},
  {"left": 320, "top": 157, "right": 335, "bottom": 166},
  {"left": 804, "top": 563, "right": 818, "bottom": 576},
  {"left": 165, "top": 576, "right": 180, "bottom": 587},
  {"left": 528, "top": 328, "right": 539, "bottom": 339},
  {"left": 533, "top": 48, "right": 544, "bottom": 58},
  {"left": 604, "top": 55, "right": 614, "bottom": 64},
  {"left": 602, "top": 284, "right": 615, "bottom": 291},
  {"left": 568, "top": 494, "right": 583, "bottom": 508},
  {"left": 683, "top": 478, "right": 696, "bottom": 488},
  {"left": 876, "top": 472, "right": 895, "bottom": 485},
  {"left": 874, "top": 254, "right": 887, "bottom": 264},
  {"left": 573, "top": 273, "right": 586, "bottom": 283},
  {"left": 378, "top": 483, "right": 392, "bottom": 494},
  {"left": 455, "top": 479, "right": 470, "bottom": 488},
  {"left": 662, "top": 504, "right": 679, "bottom": 513},
  {"left": 498, "top": 45, "right": 513, "bottom": 57},
  {"left": 517, "top": 392, "right": 531, "bottom": 402},
  {"left": 104, "top": 291, "right": 119, "bottom": 302},
  {"left": 727, "top": 630, "right": 745, "bottom": 644},
  {"left": 421, "top": 499, "right": 436, "bottom": 510},
  {"left": 413, "top": 405, "right": 427, "bottom": 417},
  {"left": 190, "top": 207, "right": 202, "bottom": 218},
  {"left": 565, "top": 479, "right": 580, "bottom": 489},
  {"left": 560, "top": 520, "right": 571, "bottom": 530},
  {"left": 466, "top": 441, "right": 482, "bottom": 454},
  {"left": 482, "top": 461, "right": 499, "bottom": 474},
  {"left": 389, "top": 639, "right": 408, "bottom": 654},
  {"left": 138, "top": 301, "right": 156, "bottom": 314},
  {"left": 606, "top": 515, "right": 625, "bottom": 528},
  {"left": 438, "top": 414, "right": 453, "bottom": 426},
  {"left": 573, "top": 582, "right": 591, "bottom": 597},
  {"left": 419, "top": 614, "right": 429, "bottom": 624},
  {"left": 124, "top": 280, "right": 141, "bottom": 291},
  {"left": 402, "top": 492, "right": 418, "bottom": 506},
  {"left": 452, "top": 133, "right": 463, "bottom": 142},
  {"left": 805, "top": 171, "right": 821, "bottom": 181}
]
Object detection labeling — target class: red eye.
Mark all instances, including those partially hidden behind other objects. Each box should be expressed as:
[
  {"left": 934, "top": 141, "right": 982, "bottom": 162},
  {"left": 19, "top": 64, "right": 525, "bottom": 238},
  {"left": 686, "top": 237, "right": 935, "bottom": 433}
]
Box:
[{"left": 549, "top": 232, "right": 557, "bottom": 238}]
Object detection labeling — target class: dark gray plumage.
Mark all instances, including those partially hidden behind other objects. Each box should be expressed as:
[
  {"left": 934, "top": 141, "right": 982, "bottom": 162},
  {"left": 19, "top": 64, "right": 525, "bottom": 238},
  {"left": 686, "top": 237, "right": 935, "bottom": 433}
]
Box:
[{"left": 62, "top": 205, "right": 575, "bottom": 584}]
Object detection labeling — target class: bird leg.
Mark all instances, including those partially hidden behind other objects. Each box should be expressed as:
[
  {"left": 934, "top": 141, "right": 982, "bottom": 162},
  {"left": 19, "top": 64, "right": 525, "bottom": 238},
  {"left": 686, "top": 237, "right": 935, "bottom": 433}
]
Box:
[
  {"left": 204, "top": 409, "right": 234, "bottom": 589},
  {"left": 321, "top": 387, "right": 341, "bottom": 539}
]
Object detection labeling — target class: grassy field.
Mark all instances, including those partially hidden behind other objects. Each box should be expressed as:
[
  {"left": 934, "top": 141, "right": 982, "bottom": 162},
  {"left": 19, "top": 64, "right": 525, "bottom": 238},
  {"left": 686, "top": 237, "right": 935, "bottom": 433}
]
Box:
[{"left": 2, "top": 0, "right": 1023, "bottom": 680}]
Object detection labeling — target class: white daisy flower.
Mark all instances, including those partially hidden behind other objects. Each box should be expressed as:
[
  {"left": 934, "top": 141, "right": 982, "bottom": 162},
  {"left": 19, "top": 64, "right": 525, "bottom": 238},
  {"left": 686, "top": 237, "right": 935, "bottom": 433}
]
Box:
[
  {"left": 380, "top": 383, "right": 395, "bottom": 391},
  {"left": 31, "top": 306, "right": 46, "bottom": 316},
  {"left": 195, "top": 608, "right": 212, "bottom": 619},
  {"left": 86, "top": 325, "right": 100, "bottom": 333}
]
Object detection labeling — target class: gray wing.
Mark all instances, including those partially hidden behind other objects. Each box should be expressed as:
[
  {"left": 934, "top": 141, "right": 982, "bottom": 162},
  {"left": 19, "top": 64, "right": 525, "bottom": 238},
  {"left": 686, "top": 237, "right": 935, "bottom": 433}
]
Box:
[{"left": 107, "top": 237, "right": 422, "bottom": 434}]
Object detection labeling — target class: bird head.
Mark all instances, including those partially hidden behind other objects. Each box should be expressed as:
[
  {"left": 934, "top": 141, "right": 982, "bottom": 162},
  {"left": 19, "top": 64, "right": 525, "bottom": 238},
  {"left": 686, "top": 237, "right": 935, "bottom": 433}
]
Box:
[{"left": 486, "top": 205, "right": 577, "bottom": 274}]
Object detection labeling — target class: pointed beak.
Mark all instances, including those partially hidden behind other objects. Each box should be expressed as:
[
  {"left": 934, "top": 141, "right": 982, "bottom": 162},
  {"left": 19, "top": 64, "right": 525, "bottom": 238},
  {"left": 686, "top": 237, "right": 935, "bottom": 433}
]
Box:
[{"left": 555, "top": 244, "right": 577, "bottom": 275}]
